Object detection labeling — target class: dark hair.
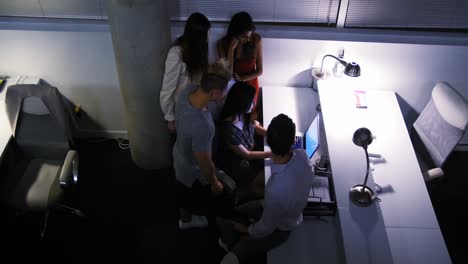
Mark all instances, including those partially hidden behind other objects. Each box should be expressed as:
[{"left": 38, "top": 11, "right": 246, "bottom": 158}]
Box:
[
  {"left": 224, "top": 11, "right": 257, "bottom": 59},
  {"left": 220, "top": 81, "right": 256, "bottom": 123},
  {"left": 267, "top": 114, "right": 296, "bottom": 156},
  {"left": 174, "top": 13, "right": 210, "bottom": 81},
  {"left": 227, "top": 11, "right": 255, "bottom": 38},
  {"left": 200, "top": 59, "right": 230, "bottom": 93}
]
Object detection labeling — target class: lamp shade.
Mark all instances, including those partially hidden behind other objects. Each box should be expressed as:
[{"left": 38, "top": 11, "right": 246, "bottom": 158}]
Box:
[
  {"left": 352, "top": 127, "right": 372, "bottom": 148},
  {"left": 344, "top": 62, "right": 361, "bottom": 77}
]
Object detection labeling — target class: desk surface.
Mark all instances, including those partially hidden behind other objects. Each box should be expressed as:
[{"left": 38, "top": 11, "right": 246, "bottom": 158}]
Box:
[
  {"left": 262, "top": 82, "right": 451, "bottom": 264},
  {"left": 319, "top": 79, "right": 450, "bottom": 264}
]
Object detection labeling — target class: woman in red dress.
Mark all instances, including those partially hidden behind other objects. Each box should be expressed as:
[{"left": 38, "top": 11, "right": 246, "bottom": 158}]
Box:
[{"left": 217, "top": 12, "right": 263, "bottom": 106}]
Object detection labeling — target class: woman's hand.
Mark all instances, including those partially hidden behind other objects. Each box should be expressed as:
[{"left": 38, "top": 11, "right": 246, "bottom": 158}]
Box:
[
  {"left": 232, "top": 222, "right": 249, "bottom": 234},
  {"left": 233, "top": 73, "right": 242, "bottom": 81},
  {"left": 168, "top": 120, "right": 176, "bottom": 134},
  {"left": 229, "top": 38, "right": 239, "bottom": 51}
]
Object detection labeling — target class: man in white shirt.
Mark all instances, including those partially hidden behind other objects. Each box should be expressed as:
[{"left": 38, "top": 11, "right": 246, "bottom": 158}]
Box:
[{"left": 218, "top": 114, "right": 314, "bottom": 264}]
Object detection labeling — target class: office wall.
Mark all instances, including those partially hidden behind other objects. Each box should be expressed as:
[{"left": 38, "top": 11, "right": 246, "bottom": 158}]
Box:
[
  {"left": 175, "top": 24, "right": 468, "bottom": 144},
  {"left": 1, "top": 20, "right": 467, "bottom": 143},
  {"left": 260, "top": 39, "right": 468, "bottom": 126},
  {"left": 0, "top": 20, "right": 125, "bottom": 137}
]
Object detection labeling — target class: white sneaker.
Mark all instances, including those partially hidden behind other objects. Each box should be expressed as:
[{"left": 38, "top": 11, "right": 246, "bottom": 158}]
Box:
[
  {"left": 178, "top": 215, "right": 208, "bottom": 230},
  {"left": 220, "top": 252, "right": 239, "bottom": 264},
  {"left": 218, "top": 238, "right": 229, "bottom": 252}
]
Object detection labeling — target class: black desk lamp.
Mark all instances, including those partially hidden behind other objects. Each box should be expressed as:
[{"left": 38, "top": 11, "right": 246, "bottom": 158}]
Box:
[
  {"left": 321, "top": 54, "right": 361, "bottom": 77},
  {"left": 311, "top": 54, "right": 361, "bottom": 84},
  {"left": 349, "top": 127, "right": 376, "bottom": 207}
]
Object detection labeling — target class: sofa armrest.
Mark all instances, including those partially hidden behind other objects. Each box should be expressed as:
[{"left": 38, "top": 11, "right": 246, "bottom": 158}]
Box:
[{"left": 60, "top": 150, "right": 79, "bottom": 188}]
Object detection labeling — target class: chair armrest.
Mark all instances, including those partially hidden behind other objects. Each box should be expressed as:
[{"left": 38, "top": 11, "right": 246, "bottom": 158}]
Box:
[
  {"left": 423, "top": 167, "right": 444, "bottom": 182},
  {"left": 60, "top": 150, "right": 79, "bottom": 188}
]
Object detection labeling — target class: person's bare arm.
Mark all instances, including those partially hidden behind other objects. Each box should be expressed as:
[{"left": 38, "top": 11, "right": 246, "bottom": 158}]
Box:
[
  {"left": 233, "top": 222, "right": 249, "bottom": 235},
  {"left": 254, "top": 120, "right": 267, "bottom": 137},
  {"left": 227, "top": 38, "right": 239, "bottom": 76},
  {"left": 229, "top": 144, "right": 271, "bottom": 160},
  {"left": 238, "top": 37, "right": 263, "bottom": 82},
  {"left": 217, "top": 39, "right": 226, "bottom": 59},
  {"left": 193, "top": 151, "right": 223, "bottom": 194}
]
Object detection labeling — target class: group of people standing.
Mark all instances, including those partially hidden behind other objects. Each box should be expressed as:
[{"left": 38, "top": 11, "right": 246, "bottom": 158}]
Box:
[{"left": 159, "top": 12, "right": 314, "bottom": 264}]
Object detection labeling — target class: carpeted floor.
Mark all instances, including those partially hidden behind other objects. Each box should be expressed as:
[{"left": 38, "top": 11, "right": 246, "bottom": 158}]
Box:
[{"left": 1, "top": 138, "right": 467, "bottom": 263}]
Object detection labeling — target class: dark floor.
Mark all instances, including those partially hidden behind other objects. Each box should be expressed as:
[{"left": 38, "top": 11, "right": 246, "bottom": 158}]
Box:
[
  {"left": 427, "top": 150, "right": 468, "bottom": 264},
  {"left": 2, "top": 138, "right": 232, "bottom": 264},
  {"left": 1, "top": 139, "right": 467, "bottom": 263}
]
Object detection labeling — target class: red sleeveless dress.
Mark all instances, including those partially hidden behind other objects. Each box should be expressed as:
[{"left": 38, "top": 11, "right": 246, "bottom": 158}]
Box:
[{"left": 234, "top": 58, "right": 260, "bottom": 105}]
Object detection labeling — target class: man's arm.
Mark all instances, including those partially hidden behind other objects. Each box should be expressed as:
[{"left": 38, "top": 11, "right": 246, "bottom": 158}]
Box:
[
  {"left": 193, "top": 151, "right": 223, "bottom": 194},
  {"left": 228, "top": 144, "right": 271, "bottom": 160}
]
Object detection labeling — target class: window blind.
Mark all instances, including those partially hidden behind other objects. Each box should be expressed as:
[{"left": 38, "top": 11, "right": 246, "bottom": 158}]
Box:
[
  {"left": 0, "top": 0, "right": 107, "bottom": 20},
  {"left": 170, "top": 0, "right": 340, "bottom": 24},
  {"left": 345, "top": 0, "right": 468, "bottom": 30}
]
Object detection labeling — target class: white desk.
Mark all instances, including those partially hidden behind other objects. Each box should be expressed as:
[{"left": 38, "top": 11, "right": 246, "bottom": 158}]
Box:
[
  {"left": 319, "top": 79, "right": 450, "bottom": 264},
  {"left": 263, "top": 81, "right": 451, "bottom": 264}
]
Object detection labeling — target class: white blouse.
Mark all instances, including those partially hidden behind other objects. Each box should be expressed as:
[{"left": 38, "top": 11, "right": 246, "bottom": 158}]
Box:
[{"left": 160, "top": 45, "right": 194, "bottom": 122}]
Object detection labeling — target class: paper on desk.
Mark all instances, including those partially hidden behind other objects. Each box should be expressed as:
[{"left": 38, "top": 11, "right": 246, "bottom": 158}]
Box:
[
  {"left": 353, "top": 90, "right": 367, "bottom": 109},
  {"left": 308, "top": 175, "right": 331, "bottom": 203}
]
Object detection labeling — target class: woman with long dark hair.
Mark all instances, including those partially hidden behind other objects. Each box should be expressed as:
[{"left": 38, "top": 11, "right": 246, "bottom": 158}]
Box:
[
  {"left": 217, "top": 11, "right": 263, "bottom": 106},
  {"left": 218, "top": 81, "right": 271, "bottom": 200},
  {"left": 160, "top": 12, "right": 210, "bottom": 133}
]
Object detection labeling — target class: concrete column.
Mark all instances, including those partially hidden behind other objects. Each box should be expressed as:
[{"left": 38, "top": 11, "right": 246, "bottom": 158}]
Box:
[{"left": 107, "top": 0, "right": 171, "bottom": 169}]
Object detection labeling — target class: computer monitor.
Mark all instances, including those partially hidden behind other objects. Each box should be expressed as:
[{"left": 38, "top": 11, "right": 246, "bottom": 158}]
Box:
[{"left": 305, "top": 114, "right": 320, "bottom": 159}]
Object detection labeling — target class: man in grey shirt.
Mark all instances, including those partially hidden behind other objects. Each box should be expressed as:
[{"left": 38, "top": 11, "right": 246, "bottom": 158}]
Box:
[
  {"left": 173, "top": 60, "right": 231, "bottom": 229},
  {"left": 218, "top": 114, "right": 314, "bottom": 264}
]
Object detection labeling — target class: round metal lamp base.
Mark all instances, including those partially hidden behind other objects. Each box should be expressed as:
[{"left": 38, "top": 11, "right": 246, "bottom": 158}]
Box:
[{"left": 349, "top": 185, "right": 375, "bottom": 207}]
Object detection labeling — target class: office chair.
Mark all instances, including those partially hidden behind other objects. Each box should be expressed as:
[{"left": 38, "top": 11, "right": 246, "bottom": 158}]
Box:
[
  {"left": 412, "top": 82, "right": 468, "bottom": 182},
  {"left": 0, "top": 84, "right": 83, "bottom": 239}
]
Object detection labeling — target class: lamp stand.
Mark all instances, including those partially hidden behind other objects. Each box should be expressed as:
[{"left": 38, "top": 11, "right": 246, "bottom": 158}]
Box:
[
  {"left": 350, "top": 131, "right": 375, "bottom": 207},
  {"left": 349, "top": 184, "right": 375, "bottom": 207}
]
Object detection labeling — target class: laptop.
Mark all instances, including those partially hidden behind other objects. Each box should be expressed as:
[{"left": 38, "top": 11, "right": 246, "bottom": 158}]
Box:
[{"left": 293, "top": 114, "right": 320, "bottom": 159}]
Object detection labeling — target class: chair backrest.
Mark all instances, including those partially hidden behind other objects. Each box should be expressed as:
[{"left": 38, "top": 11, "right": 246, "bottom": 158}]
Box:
[
  {"left": 6, "top": 84, "right": 73, "bottom": 159},
  {"left": 413, "top": 82, "right": 468, "bottom": 168}
]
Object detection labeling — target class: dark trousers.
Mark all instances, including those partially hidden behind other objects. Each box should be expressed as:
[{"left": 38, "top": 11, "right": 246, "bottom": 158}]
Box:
[
  {"left": 218, "top": 200, "right": 291, "bottom": 264},
  {"left": 232, "top": 229, "right": 290, "bottom": 264},
  {"left": 175, "top": 179, "right": 236, "bottom": 217},
  {"left": 175, "top": 180, "right": 213, "bottom": 216}
]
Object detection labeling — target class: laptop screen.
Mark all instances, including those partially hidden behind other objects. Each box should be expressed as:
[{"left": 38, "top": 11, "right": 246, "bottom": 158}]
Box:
[{"left": 305, "top": 114, "right": 320, "bottom": 158}]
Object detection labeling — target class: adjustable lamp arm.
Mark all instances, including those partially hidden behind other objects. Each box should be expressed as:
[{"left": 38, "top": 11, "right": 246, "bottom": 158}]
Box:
[
  {"left": 320, "top": 54, "right": 346, "bottom": 72},
  {"left": 362, "top": 147, "right": 370, "bottom": 188}
]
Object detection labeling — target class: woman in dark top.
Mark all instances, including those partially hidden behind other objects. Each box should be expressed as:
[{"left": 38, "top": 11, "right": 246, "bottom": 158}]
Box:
[{"left": 218, "top": 81, "right": 271, "bottom": 200}]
